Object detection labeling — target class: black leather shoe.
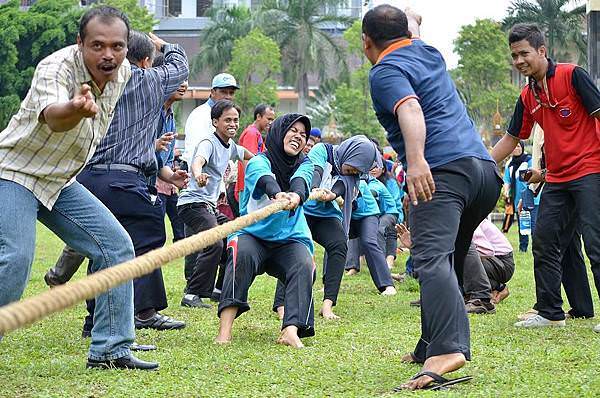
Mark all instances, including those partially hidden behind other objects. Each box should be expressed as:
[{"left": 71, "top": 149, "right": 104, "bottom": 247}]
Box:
[
  {"left": 86, "top": 354, "right": 159, "bottom": 370},
  {"left": 181, "top": 295, "right": 212, "bottom": 309},
  {"left": 81, "top": 329, "right": 92, "bottom": 338},
  {"left": 134, "top": 313, "right": 186, "bottom": 330}
]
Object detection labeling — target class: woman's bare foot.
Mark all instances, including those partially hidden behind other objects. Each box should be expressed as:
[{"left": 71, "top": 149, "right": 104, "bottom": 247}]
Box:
[
  {"left": 276, "top": 326, "right": 304, "bottom": 348},
  {"left": 381, "top": 286, "right": 397, "bottom": 296},
  {"left": 276, "top": 306, "right": 285, "bottom": 320},
  {"left": 320, "top": 299, "right": 340, "bottom": 320},
  {"left": 215, "top": 335, "right": 231, "bottom": 344},
  {"left": 391, "top": 273, "right": 405, "bottom": 282},
  {"left": 346, "top": 268, "right": 358, "bottom": 276},
  {"left": 400, "top": 352, "right": 466, "bottom": 390}
]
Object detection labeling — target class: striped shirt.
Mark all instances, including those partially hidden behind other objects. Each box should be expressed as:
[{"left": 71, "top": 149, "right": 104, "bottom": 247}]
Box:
[
  {"left": 0, "top": 45, "right": 131, "bottom": 209},
  {"left": 88, "top": 43, "right": 189, "bottom": 175}
]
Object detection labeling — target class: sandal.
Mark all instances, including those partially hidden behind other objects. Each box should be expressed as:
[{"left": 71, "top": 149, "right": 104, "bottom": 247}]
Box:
[{"left": 393, "top": 371, "right": 473, "bottom": 391}]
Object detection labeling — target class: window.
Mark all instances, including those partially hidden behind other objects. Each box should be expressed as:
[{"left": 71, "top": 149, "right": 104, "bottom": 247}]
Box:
[
  {"left": 168, "top": 0, "right": 181, "bottom": 17},
  {"left": 197, "top": 0, "right": 212, "bottom": 16}
]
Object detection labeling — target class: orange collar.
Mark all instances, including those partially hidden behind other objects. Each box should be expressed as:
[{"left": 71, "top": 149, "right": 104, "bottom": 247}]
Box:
[{"left": 376, "top": 39, "right": 413, "bottom": 64}]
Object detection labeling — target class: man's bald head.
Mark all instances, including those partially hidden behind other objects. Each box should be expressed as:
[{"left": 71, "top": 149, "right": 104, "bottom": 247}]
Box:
[{"left": 362, "top": 4, "right": 409, "bottom": 48}]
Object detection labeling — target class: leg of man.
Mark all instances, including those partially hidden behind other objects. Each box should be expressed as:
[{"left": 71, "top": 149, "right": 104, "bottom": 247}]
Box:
[
  {"left": 267, "top": 242, "right": 316, "bottom": 343},
  {"left": 561, "top": 232, "right": 594, "bottom": 318},
  {"left": 531, "top": 183, "right": 574, "bottom": 321},
  {"left": 569, "top": 174, "right": 600, "bottom": 307},
  {"left": 183, "top": 222, "right": 196, "bottom": 284},
  {"left": 481, "top": 254, "right": 515, "bottom": 292},
  {"left": 217, "top": 234, "right": 266, "bottom": 342},
  {"left": 36, "top": 181, "right": 135, "bottom": 361},
  {"left": 45, "top": 245, "right": 86, "bottom": 286},
  {"left": 462, "top": 244, "right": 493, "bottom": 301},
  {"left": 411, "top": 158, "right": 500, "bottom": 366},
  {"left": 358, "top": 216, "right": 394, "bottom": 292},
  {"left": 178, "top": 203, "right": 226, "bottom": 299},
  {"left": 166, "top": 193, "right": 185, "bottom": 242},
  {"left": 0, "top": 179, "right": 38, "bottom": 309}
]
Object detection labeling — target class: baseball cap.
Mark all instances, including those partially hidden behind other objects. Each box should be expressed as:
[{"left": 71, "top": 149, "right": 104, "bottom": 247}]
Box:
[
  {"left": 211, "top": 73, "right": 239, "bottom": 89},
  {"left": 309, "top": 128, "right": 321, "bottom": 138}
]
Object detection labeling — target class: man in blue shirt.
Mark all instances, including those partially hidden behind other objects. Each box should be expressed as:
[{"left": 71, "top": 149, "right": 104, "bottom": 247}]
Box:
[{"left": 362, "top": 5, "right": 501, "bottom": 390}]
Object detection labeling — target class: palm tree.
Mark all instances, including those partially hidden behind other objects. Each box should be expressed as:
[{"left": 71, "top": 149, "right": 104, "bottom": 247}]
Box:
[
  {"left": 256, "top": 0, "right": 354, "bottom": 114},
  {"left": 502, "top": 0, "right": 586, "bottom": 64},
  {"left": 191, "top": 6, "right": 253, "bottom": 77}
]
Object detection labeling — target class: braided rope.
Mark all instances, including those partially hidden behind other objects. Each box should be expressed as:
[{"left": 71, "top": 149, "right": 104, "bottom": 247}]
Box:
[{"left": 0, "top": 191, "right": 333, "bottom": 335}]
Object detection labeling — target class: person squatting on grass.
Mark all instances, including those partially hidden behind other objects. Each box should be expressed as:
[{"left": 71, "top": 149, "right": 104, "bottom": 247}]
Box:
[
  {"left": 177, "top": 100, "right": 253, "bottom": 309},
  {"left": 216, "top": 114, "right": 315, "bottom": 348},
  {"left": 273, "top": 135, "right": 383, "bottom": 320},
  {"left": 362, "top": 5, "right": 502, "bottom": 390},
  {"left": 0, "top": 7, "right": 162, "bottom": 370},
  {"left": 491, "top": 24, "right": 600, "bottom": 332}
]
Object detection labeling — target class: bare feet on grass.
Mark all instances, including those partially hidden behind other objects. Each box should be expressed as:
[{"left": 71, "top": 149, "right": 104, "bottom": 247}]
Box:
[
  {"left": 400, "top": 353, "right": 466, "bottom": 390},
  {"left": 346, "top": 268, "right": 358, "bottom": 276},
  {"left": 320, "top": 299, "right": 340, "bottom": 320},
  {"left": 401, "top": 352, "right": 418, "bottom": 363},
  {"left": 276, "top": 306, "right": 285, "bottom": 320},
  {"left": 215, "top": 307, "right": 236, "bottom": 344},
  {"left": 491, "top": 286, "right": 510, "bottom": 304},
  {"left": 386, "top": 255, "right": 395, "bottom": 270},
  {"left": 391, "top": 273, "right": 405, "bottom": 282},
  {"left": 276, "top": 326, "right": 304, "bottom": 348}
]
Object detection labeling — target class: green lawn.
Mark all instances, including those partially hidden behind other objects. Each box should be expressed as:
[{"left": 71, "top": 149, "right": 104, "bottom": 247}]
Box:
[{"left": 1, "top": 222, "right": 599, "bottom": 397}]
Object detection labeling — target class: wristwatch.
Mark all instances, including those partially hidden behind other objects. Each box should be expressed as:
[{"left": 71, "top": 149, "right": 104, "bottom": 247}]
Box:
[{"left": 541, "top": 169, "right": 547, "bottom": 181}]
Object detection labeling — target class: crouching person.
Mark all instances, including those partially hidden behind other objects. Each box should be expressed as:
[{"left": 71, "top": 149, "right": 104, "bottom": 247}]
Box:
[{"left": 216, "top": 114, "right": 315, "bottom": 348}]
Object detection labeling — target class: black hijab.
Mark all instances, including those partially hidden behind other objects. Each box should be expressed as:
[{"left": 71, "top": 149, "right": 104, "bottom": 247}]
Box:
[{"left": 264, "top": 113, "right": 311, "bottom": 191}]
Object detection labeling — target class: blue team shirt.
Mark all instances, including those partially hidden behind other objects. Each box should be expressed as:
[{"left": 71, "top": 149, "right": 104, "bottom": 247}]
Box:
[
  {"left": 369, "top": 39, "right": 492, "bottom": 169},
  {"left": 303, "top": 143, "right": 343, "bottom": 221},
  {"left": 351, "top": 180, "right": 381, "bottom": 220},
  {"left": 232, "top": 154, "right": 315, "bottom": 254},
  {"left": 368, "top": 178, "right": 399, "bottom": 218}
]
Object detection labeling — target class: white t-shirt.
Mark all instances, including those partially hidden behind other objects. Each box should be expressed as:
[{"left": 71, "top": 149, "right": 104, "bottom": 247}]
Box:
[
  {"left": 183, "top": 101, "right": 214, "bottom": 163},
  {"left": 178, "top": 133, "right": 244, "bottom": 207}
]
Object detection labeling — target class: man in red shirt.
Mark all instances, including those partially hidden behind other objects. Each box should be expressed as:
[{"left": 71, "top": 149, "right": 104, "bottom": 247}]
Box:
[
  {"left": 232, "top": 104, "right": 275, "bottom": 213},
  {"left": 492, "top": 24, "right": 600, "bottom": 329}
]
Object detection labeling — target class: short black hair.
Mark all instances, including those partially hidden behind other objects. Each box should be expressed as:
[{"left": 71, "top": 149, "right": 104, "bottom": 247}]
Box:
[
  {"left": 508, "top": 23, "right": 545, "bottom": 49},
  {"left": 253, "top": 103, "right": 272, "bottom": 120},
  {"left": 211, "top": 100, "right": 241, "bottom": 120},
  {"left": 362, "top": 4, "right": 409, "bottom": 47},
  {"left": 79, "top": 6, "right": 130, "bottom": 43},
  {"left": 127, "top": 31, "right": 155, "bottom": 64}
]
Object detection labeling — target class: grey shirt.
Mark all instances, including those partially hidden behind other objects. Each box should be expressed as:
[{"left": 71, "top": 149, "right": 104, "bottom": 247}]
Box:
[{"left": 178, "top": 132, "right": 244, "bottom": 207}]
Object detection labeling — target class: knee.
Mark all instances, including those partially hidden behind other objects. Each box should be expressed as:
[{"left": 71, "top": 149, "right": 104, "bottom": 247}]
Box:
[{"left": 327, "top": 238, "right": 347, "bottom": 256}]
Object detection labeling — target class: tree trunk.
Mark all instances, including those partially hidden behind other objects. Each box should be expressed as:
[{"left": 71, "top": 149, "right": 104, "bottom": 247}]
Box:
[{"left": 297, "top": 72, "right": 309, "bottom": 114}]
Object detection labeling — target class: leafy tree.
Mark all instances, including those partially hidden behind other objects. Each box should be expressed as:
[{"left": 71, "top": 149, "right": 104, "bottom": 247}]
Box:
[
  {"left": 191, "top": 6, "right": 252, "bottom": 77},
  {"left": 228, "top": 28, "right": 281, "bottom": 128},
  {"left": 453, "top": 19, "right": 520, "bottom": 131},
  {"left": 0, "top": 0, "right": 83, "bottom": 129},
  {"left": 331, "top": 20, "right": 385, "bottom": 142},
  {"left": 256, "top": 0, "right": 354, "bottom": 114},
  {"left": 502, "top": 0, "right": 586, "bottom": 64},
  {"left": 96, "top": 0, "right": 157, "bottom": 32}
]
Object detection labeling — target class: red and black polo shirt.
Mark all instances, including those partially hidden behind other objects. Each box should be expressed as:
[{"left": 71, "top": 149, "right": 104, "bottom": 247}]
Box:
[{"left": 507, "top": 59, "right": 600, "bottom": 183}]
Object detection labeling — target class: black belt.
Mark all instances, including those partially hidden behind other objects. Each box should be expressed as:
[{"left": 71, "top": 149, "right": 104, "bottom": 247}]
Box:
[{"left": 88, "top": 164, "right": 141, "bottom": 173}]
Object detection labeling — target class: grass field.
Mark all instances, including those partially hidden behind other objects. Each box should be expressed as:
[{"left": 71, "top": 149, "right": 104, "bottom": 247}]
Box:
[{"left": 1, "top": 222, "right": 599, "bottom": 397}]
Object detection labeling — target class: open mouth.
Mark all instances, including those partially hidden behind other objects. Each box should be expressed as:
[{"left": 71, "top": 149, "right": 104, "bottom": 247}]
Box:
[
  {"left": 99, "top": 63, "right": 116, "bottom": 73},
  {"left": 226, "top": 128, "right": 237, "bottom": 135},
  {"left": 288, "top": 138, "right": 303, "bottom": 151}
]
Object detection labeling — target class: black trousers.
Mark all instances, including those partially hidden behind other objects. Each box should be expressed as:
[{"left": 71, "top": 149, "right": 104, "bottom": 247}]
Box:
[
  {"left": 344, "top": 216, "right": 394, "bottom": 291},
  {"left": 533, "top": 173, "right": 600, "bottom": 321},
  {"left": 178, "top": 202, "right": 229, "bottom": 298},
  {"left": 218, "top": 234, "right": 316, "bottom": 338},
  {"left": 273, "top": 215, "right": 347, "bottom": 309},
  {"left": 159, "top": 192, "right": 185, "bottom": 242},
  {"left": 378, "top": 213, "right": 398, "bottom": 258},
  {"left": 77, "top": 168, "right": 169, "bottom": 314},
  {"left": 409, "top": 157, "right": 501, "bottom": 362},
  {"left": 463, "top": 243, "right": 515, "bottom": 300}
]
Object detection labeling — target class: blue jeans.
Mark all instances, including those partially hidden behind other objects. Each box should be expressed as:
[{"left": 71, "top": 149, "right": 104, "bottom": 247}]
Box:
[{"left": 0, "top": 179, "right": 135, "bottom": 360}]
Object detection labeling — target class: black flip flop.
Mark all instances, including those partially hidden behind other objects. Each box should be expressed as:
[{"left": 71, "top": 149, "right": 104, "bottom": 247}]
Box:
[{"left": 392, "top": 371, "right": 473, "bottom": 392}]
